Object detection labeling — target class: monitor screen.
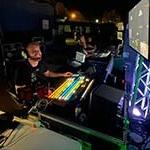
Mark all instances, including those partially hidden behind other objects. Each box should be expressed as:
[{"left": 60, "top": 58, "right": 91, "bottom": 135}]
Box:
[
  {"left": 75, "top": 51, "right": 86, "bottom": 63},
  {"left": 129, "top": 0, "right": 149, "bottom": 59}
]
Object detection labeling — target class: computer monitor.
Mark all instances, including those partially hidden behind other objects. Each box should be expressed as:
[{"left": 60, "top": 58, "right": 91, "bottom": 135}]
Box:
[{"left": 129, "top": 0, "right": 150, "bottom": 60}]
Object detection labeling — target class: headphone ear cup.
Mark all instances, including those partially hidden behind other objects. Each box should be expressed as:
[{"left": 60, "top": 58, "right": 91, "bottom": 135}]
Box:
[{"left": 21, "top": 49, "right": 28, "bottom": 59}]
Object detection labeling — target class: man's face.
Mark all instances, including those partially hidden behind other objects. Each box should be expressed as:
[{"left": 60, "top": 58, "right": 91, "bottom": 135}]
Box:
[
  {"left": 27, "top": 45, "right": 42, "bottom": 61},
  {"left": 79, "top": 36, "right": 86, "bottom": 46}
]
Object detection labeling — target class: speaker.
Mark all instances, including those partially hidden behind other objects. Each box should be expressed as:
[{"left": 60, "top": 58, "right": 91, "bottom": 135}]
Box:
[{"left": 89, "top": 84, "right": 124, "bottom": 138}]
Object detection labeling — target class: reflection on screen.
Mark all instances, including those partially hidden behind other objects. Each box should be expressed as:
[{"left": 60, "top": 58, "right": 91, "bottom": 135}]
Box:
[{"left": 129, "top": 0, "right": 149, "bottom": 59}]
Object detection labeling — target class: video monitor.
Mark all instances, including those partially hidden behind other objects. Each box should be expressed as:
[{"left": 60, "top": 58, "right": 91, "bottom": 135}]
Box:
[{"left": 129, "top": 0, "right": 150, "bottom": 60}]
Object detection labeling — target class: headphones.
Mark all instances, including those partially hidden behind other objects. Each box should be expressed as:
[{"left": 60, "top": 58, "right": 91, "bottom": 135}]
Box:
[
  {"left": 21, "top": 42, "right": 31, "bottom": 59},
  {"left": 22, "top": 50, "right": 28, "bottom": 59}
]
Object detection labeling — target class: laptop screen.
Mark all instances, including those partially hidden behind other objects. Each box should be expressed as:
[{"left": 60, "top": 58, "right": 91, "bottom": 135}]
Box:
[{"left": 75, "top": 51, "right": 86, "bottom": 63}]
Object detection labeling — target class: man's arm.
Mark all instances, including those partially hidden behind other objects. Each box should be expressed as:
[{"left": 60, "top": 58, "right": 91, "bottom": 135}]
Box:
[{"left": 43, "top": 70, "right": 73, "bottom": 78}]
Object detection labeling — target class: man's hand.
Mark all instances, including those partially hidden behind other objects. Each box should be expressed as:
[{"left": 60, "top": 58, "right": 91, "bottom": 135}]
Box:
[
  {"left": 44, "top": 70, "right": 73, "bottom": 78},
  {"left": 63, "top": 72, "right": 73, "bottom": 77}
]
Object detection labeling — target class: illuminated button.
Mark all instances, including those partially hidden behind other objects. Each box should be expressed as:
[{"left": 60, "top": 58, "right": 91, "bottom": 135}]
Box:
[{"left": 85, "top": 78, "right": 90, "bottom": 82}]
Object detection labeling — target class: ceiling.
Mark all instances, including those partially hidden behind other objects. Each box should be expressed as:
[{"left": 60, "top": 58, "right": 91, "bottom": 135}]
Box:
[{"left": 60, "top": 0, "right": 140, "bottom": 19}]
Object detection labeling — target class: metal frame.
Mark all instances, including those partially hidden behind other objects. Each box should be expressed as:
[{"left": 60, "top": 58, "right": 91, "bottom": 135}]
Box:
[{"left": 131, "top": 55, "right": 150, "bottom": 119}]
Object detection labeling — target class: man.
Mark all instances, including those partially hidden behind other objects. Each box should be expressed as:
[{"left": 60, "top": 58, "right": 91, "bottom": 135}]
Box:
[
  {"left": 14, "top": 42, "right": 73, "bottom": 95},
  {"left": 84, "top": 35, "right": 97, "bottom": 58}
]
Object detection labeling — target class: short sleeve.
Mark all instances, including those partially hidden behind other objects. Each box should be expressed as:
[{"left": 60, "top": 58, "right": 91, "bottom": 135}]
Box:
[{"left": 38, "top": 61, "right": 49, "bottom": 73}]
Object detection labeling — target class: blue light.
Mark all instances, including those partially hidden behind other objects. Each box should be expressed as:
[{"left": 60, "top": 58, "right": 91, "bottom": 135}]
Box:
[{"left": 132, "top": 107, "right": 142, "bottom": 117}]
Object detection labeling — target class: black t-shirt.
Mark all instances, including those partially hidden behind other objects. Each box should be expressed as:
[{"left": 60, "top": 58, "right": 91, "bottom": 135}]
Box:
[{"left": 14, "top": 59, "right": 48, "bottom": 90}]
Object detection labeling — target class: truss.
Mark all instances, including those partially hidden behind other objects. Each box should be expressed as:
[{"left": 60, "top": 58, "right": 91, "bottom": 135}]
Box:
[{"left": 132, "top": 55, "right": 150, "bottom": 118}]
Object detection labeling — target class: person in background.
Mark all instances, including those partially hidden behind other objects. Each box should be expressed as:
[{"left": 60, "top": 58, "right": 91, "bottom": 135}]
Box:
[
  {"left": 84, "top": 35, "right": 97, "bottom": 57},
  {"left": 76, "top": 34, "right": 97, "bottom": 58},
  {"left": 78, "top": 35, "right": 87, "bottom": 51}
]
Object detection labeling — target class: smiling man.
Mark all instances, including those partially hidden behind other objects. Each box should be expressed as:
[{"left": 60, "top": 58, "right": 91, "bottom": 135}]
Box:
[{"left": 14, "top": 42, "right": 73, "bottom": 95}]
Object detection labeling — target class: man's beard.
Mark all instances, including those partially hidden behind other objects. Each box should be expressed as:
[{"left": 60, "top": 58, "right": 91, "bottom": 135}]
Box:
[{"left": 29, "top": 56, "right": 42, "bottom": 61}]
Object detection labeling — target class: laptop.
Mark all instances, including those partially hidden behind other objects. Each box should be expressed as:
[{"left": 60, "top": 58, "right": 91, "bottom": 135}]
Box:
[{"left": 71, "top": 51, "right": 86, "bottom": 67}]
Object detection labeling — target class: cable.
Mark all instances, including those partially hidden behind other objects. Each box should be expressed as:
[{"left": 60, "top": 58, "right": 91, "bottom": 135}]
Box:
[
  {"left": 2, "top": 126, "right": 31, "bottom": 148},
  {"left": 0, "top": 128, "right": 15, "bottom": 148}
]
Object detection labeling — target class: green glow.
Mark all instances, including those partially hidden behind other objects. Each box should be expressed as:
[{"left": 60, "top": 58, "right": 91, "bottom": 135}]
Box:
[
  {"left": 80, "top": 140, "right": 91, "bottom": 150},
  {"left": 132, "top": 55, "right": 144, "bottom": 104},
  {"left": 120, "top": 144, "right": 127, "bottom": 150}
]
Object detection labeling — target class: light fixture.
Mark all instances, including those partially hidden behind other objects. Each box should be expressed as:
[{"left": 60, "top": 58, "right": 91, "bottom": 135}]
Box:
[
  {"left": 132, "top": 107, "right": 142, "bottom": 117},
  {"left": 70, "top": 13, "right": 77, "bottom": 19},
  {"left": 95, "top": 19, "right": 99, "bottom": 23}
]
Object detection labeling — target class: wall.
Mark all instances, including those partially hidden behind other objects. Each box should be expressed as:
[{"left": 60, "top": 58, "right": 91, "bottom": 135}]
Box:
[{"left": 0, "top": 0, "right": 55, "bottom": 42}]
